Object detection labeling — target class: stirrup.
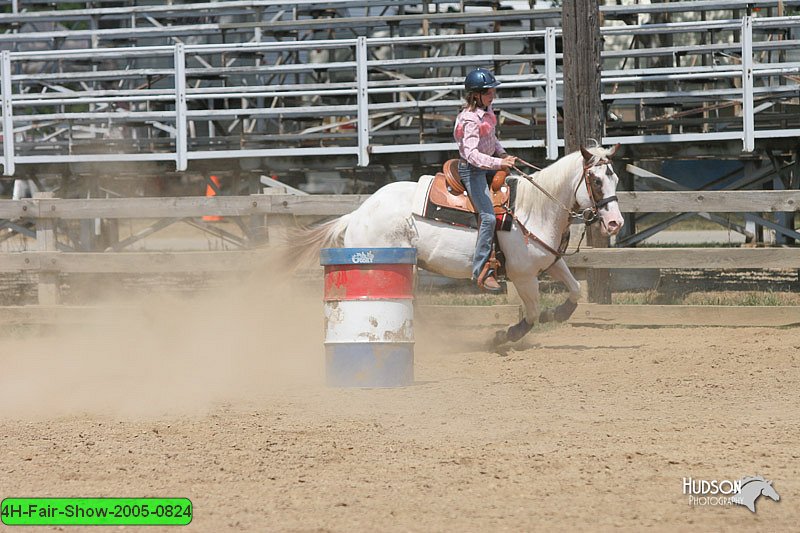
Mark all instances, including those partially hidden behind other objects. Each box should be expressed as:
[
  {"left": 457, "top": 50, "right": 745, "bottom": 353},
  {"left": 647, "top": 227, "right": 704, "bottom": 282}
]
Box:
[
  {"left": 479, "top": 275, "right": 502, "bottom": 292},
  {"left": 477, "top": 266, "right": 502, "bottom": 292}
]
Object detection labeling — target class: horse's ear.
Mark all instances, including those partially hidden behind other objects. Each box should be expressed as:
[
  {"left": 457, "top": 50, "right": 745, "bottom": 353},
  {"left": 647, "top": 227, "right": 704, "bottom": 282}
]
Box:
[
  {"left": 580, "top": 146, "right": 593, "bottom": 161},
  {"left": 608, "top": 143, "right": 621, "bottom": 158}
]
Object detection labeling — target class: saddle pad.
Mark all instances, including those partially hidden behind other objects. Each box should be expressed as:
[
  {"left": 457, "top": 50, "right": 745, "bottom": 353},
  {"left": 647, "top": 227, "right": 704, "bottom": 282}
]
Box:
[
  {"left": 411, "top": 174, "right": 435, "bottom": 218},
  {"left": 412, "top": 174, "right": 517, "bottom": 231}
]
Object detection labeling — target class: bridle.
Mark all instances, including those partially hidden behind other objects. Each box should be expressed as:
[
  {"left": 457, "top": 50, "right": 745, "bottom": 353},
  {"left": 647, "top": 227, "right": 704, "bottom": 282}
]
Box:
[
  {"left": 502, "top": 155, "right": 620, "bottom": 261},
  {"left": 574, "top": 158, "right": 619, "bottom": 227},
  {"left": 514, "top": 157, "right": 618, "bottom": 227}
]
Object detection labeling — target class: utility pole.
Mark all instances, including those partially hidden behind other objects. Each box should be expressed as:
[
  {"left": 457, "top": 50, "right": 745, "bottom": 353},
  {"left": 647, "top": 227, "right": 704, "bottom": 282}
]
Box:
[{"left": 562, "top": 0, "right": 611, "bottom": 304}]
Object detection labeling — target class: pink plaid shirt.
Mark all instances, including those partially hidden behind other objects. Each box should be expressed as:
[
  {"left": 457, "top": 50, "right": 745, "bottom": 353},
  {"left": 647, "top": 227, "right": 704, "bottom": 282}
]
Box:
[{"left": 454, "top": 106, "right": 506, "bottom": 170}]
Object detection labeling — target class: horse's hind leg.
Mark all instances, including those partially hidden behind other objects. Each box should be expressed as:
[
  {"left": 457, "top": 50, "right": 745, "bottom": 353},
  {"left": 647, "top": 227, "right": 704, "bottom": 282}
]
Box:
[
  {"left": 539, "top": 258, "right": 580, "bottom": 324},
  {"left": 492, "top": 276, "right": 539, "bottom": 346}
]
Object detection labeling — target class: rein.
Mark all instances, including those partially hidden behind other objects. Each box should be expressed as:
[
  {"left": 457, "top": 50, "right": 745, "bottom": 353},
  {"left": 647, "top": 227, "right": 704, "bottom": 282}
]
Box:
[
  {"left": 502, "top": 156, "right": 617, "bottom": 262},
  {"left": 503, "top": 205, "right": 586, "bottom": 262},
  {"left": 512, "top": 158, "right": 617, "bottom": 226}
]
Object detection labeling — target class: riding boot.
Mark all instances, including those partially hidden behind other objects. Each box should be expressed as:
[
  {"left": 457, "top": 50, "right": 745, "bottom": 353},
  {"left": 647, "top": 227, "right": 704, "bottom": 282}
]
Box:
[{"left": 477, "top": 254, "right": 502, "bottom": 292}]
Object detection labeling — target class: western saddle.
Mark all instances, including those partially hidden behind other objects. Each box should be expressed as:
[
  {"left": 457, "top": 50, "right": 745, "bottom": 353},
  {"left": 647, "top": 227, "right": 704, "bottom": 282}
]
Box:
[{"left": 430, "top": 158, "right": 510, "bottom": 214}]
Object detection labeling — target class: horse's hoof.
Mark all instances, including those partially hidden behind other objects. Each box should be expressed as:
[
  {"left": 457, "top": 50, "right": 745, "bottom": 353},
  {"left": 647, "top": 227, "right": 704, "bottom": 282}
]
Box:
[
  {"left": 554, "top": 299, "right": 578, "bottom": 322},
  {"left": 491, "top": 329, "right": 508, "bottom": 348},
  {"left": 506, "top": 318, "right": 534, "bottom": 343}
]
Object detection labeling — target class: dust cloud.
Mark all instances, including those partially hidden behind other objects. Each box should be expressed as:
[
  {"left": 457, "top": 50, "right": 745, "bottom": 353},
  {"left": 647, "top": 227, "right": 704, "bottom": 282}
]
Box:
[{"left": 0, "top": 257, "right": 325, "bottom": 419}]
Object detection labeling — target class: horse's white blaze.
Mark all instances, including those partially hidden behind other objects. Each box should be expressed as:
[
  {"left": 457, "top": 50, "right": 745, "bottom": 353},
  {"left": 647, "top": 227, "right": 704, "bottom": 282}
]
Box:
[
  {"left": 577, "top": 161, "right": 625, "bottom": 236},
  {"left": 596, "top": 164, "right": 624, "bottom": 236}
]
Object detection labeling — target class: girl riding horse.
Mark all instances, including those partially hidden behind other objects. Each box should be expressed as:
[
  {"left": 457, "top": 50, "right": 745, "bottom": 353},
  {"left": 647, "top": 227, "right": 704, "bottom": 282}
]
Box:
[{"left": 455, "top": 68, "right": 517, "bottom": 291}]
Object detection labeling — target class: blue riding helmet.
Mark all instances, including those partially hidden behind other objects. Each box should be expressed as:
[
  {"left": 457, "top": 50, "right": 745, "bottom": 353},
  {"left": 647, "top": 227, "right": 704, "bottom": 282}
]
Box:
[{"left": 464, "top": 68, "right": 501, "bottom": 92}]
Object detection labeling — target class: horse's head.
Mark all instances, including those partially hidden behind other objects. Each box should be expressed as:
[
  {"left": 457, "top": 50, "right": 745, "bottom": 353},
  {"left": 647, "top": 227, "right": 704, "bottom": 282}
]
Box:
[
  {"left": 762, "top": 480, "right": 780, "bottom": 502},
  {"left": 577, "top": 145, "right": 624, "bottom": 237}
]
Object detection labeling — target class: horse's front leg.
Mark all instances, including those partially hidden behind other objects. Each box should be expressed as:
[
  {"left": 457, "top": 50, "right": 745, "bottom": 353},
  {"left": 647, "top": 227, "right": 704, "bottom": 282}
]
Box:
[
  {"left": 539, "top": 258, "right": 580, "bottom": 323},
  {"left": 492, "top": 276, "right": 539, "bottom": 346}
]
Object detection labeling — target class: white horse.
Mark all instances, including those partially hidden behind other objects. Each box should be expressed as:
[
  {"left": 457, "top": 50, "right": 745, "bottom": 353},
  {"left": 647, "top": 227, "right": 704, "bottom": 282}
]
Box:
[{"left": 293, "top": 145, "right": 624, "bottom": 345}]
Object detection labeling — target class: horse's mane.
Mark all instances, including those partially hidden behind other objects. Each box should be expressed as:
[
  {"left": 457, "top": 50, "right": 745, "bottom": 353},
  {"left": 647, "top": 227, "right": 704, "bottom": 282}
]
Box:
[
  {"left": 740, "top": 476, "right": 767, "bottom": 486},
  {"left": 515, "top": 145, "right": 614, "bottom": 214}
]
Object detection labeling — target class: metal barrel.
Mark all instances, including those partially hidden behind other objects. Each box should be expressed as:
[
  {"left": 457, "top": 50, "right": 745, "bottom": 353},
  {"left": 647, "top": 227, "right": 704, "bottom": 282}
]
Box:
[{"left": 320, "top": 247, "right": 416, "bottom": 387}]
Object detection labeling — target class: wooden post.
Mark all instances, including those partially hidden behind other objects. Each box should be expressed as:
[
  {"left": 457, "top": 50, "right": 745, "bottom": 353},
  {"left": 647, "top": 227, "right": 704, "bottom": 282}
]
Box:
[
  {"left": 744, "top": 161, "right": 764, "bottom": 245},
  {"left": 79, "top": 174, "right": 99, "bottom": 251},
  {"left": 248, "top": 171, "right": 269, "bottom": 245},
  {"left": 260, "top": 186, "right": 288, "bottom": 245},
  {"left": 34, "top": 191, "right": 60, "bottom": 305},
  {"left": 562, "top": 0, "right": 611, "bottom": 304}
]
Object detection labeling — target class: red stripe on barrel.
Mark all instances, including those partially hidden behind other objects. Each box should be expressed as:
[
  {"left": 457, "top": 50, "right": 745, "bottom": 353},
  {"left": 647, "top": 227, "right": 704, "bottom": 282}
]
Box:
[{"left": 323, "top": 264, "right": 414, "bottom": 301}]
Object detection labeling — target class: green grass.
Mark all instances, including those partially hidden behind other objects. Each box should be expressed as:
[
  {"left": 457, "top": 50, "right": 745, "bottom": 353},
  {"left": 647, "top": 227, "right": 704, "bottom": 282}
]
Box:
[
  {"left": 611, "top": 290, "right": 800, "bottom": 306},
  {"left": 681, "top": 291, "right": 800, "bottom": 306},
  {"left": 416, "top": 290, "right": 510, "bottom": 306},
  {"left": 418, "top": 288, "right": 800, "bottom": 307},
  {"left": 415, "top": 287, "right": 566, "bottom": 307}
]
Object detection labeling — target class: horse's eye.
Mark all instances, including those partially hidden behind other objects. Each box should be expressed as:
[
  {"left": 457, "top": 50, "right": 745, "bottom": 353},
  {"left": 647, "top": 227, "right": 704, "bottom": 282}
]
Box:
[{"left": 593, "top": 177, "right": 603, "bottom": 187}]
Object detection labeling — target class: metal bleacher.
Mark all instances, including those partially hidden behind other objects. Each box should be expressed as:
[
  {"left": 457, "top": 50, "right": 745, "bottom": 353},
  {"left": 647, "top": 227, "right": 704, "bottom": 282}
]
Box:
[{"left": 2, "top": 0, "right": 800, "bottom": 189}]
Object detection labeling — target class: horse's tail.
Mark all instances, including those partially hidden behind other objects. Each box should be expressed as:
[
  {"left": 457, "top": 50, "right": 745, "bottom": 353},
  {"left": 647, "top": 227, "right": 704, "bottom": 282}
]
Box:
[{"left": 284, "top": 214, "right": 351, "bottom": 269}]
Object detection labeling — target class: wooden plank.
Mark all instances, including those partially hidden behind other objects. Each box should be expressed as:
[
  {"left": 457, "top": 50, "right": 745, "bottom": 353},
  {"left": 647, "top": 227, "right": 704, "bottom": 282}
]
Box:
[
  {"left": 0, "top": 195, "right": 369, "bottom": 219},
  {"left": 616, "top": 191, "right": 800, "bottom": 213},
  {"left": 0, "top": 250, "right": 272, "bottom": 273},
  {"left": 565, "top": 247, "right": 800, "bottom": 269},
  {"left": 570, "top": 304, "right": 800, "bottom": 327},
  {"left": 417, "top": 304, "right": 522, "bottom": 328},
  {"left": 258, "top": 194, "right": 369, "bottom": 216},
  {"left": 0, "top": 253, "right": 40, "bottom": 271},
  {"left": 36, "top": 196, "right": 271, "bottom": 219},
  {"left": 0, "top": 199, "right": 35, "bottom": 218},
  {"left": 53, "top": 250, "right": 273, "bottom": 273},
  {"left": 2, "top": 247, "right": 798, "bottom": 274},
  {"left": 1, "top": 191, "right": 797, "bottom": 221}
]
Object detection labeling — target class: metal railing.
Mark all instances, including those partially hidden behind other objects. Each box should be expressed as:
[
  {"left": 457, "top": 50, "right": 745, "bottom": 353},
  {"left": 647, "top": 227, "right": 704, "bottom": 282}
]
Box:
[{"left": 3, "top": 15, "right": 800, "bottom": 175}]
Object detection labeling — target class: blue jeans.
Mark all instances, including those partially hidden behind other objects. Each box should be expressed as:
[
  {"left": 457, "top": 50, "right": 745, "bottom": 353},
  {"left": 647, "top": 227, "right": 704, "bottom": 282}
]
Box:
[{"left": 458, "top": 162, "right": 496, "bottom": 280}]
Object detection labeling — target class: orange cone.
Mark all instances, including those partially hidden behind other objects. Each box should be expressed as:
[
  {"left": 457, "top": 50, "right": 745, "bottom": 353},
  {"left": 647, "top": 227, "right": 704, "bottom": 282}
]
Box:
[{"left": 203, "top": 175, "right": 222, "bottom": 222}]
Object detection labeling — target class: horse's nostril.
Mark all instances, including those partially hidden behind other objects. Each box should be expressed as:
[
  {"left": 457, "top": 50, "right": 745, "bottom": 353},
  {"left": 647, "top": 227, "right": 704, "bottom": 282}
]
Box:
[{"left": 605, "top": 220, "right": 623, "bottom": 234}]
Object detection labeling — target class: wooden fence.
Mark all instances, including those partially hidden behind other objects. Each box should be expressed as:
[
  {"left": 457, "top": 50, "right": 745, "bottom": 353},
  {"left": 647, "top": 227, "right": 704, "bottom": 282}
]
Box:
[{"left": 1, "top": 190, "right": 799, "bottom": 310}]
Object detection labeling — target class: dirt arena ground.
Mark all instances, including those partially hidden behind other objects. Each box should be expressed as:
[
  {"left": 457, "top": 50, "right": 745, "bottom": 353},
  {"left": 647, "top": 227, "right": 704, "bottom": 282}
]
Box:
[{"left": 0, "top": 278, "right": 798, "bottom": 532}]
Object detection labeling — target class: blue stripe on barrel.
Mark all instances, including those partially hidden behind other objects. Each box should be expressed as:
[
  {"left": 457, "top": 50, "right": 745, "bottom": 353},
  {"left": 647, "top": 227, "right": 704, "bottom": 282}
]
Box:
[
  {"left": 321, "top": 247, "right": 416, "bottom": 388},
  {"left": 325, "top": 342, "right": 414, "bottom": 388},
  {"left": 320, "top": 247, "right": 417, "bottom": 266}
]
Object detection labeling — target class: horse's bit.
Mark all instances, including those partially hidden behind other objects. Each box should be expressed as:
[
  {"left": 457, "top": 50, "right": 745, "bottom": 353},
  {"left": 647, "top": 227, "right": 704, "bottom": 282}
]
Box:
[{"left": 514, "top": 157, "right": 618, "bottom": 226}]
